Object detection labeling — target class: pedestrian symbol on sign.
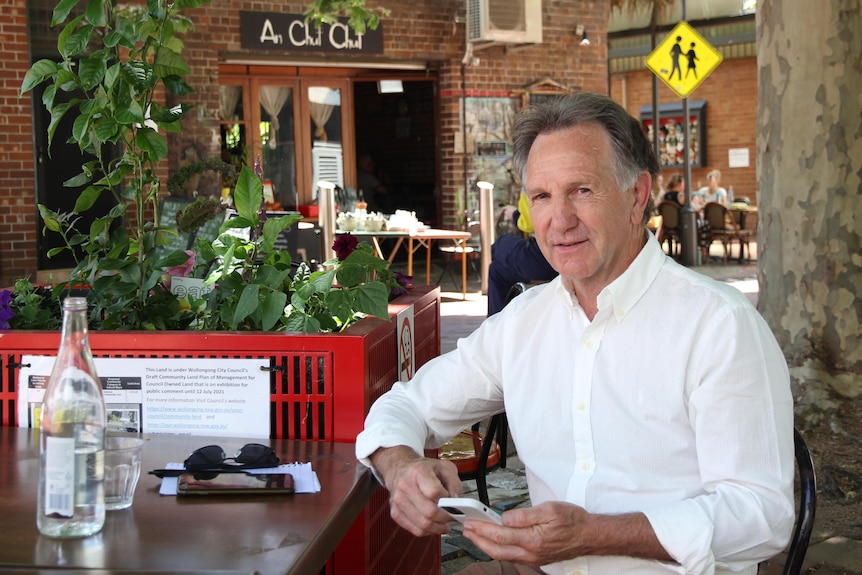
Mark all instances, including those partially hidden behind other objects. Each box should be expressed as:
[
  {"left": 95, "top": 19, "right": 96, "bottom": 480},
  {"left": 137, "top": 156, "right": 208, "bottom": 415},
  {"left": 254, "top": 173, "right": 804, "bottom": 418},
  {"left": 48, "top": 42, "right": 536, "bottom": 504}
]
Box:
[{"left": 646, "top": 21, "right": 722, "bottom": 99}]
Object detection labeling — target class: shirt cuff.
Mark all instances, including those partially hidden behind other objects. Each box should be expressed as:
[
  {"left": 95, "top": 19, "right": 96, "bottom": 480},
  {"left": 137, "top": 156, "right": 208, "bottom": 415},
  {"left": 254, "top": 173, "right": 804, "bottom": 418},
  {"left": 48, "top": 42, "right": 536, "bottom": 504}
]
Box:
[{"left": 643, "top": 503, "right": 716, "bottom": 574}]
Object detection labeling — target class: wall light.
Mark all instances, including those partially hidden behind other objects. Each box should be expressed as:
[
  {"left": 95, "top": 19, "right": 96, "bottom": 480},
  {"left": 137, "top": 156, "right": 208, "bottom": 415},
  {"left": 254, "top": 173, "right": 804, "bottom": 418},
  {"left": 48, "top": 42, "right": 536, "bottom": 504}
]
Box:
[
  {"left": 575, "top": 24, "right": 590, "bottom": 46},
  {"left": 377, "top": 80, "right": 404, "bottom": 94}
]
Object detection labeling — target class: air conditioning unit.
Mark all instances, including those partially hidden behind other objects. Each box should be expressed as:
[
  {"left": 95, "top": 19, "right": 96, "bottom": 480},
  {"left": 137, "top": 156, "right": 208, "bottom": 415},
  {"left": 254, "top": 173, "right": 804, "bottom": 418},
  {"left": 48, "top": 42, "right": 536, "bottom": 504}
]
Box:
[{"left": 467, "top": 0, "right": 543, "bottom": 46}]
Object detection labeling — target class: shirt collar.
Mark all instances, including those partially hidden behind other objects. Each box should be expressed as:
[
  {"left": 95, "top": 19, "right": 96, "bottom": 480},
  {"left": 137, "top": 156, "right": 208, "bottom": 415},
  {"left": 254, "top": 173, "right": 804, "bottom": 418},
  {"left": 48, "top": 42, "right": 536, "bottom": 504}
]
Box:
[
  {"left": 596, "top": 231, "right": 665, "bottom": 322},
  {"left": 551, "top": 231, "right": 665, "bottom": 321}
]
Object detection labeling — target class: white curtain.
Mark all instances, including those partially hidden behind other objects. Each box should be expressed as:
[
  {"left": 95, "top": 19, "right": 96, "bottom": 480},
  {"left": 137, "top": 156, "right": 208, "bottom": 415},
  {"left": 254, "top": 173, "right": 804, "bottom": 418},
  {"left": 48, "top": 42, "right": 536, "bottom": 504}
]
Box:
[
  {"left": 259, "top": 87, "right": 291, "bottom": 150},
  {"left": 308, "top": 87, "right": 340, "bottom": 142},
  {"left": 218, "top": 85, "right": 241, "bottom": 121}
]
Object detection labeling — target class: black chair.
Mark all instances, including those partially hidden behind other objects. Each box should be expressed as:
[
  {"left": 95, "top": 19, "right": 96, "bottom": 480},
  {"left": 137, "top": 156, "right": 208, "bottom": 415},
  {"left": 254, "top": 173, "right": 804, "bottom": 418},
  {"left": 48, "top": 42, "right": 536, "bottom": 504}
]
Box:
[
  {"left": 438, "top": 282, "right": 526, "bottom": 506},
  {"left": 782, "top": 428, "right": 817, "bottom": 575},
  {"left": 656, "top": 201, "right": 682, "bottom": 257}
]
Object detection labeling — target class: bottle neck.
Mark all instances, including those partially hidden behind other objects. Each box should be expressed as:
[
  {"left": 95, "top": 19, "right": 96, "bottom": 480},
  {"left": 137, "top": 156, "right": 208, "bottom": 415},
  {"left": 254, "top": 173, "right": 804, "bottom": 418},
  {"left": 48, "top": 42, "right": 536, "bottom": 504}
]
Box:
[{"left": 59, "top": 301, "right": 90, "bottom": 351}]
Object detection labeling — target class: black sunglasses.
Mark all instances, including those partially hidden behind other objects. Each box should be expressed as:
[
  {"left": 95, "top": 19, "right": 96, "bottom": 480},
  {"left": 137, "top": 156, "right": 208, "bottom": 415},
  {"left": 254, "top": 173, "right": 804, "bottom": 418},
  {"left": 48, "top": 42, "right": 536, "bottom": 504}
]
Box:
[
  {"left": 183, "top": 443, "right": 280, "bottom": 471},
  {"left": 148, "top": 443, "right": 281, "bottom": 479}
]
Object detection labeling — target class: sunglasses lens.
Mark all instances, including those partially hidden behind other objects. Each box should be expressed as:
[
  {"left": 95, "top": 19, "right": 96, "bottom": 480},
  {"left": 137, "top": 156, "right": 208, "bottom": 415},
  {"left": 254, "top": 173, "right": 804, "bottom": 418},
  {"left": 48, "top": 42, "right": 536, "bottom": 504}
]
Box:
[
  {"left": 184, "top": 445, "right": 226, "bottom": 469},
  {"left": 234, "top": 443, "right": 279, "bottom": 468}
]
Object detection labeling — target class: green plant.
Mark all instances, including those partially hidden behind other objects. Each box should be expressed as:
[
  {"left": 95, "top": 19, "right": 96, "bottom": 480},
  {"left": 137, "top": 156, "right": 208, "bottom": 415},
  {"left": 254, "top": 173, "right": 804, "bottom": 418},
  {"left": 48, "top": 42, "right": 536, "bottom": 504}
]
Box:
[
  {"left": 20, "top": 0, "right": 212, "bottom": 330},
  {"left": 0, "top": 278, "right": 63, "bottom": 331},
  {"left": 15, "top": 0, "right": 406, "bottom": 334},
  {"left": 187, "top": 166, "right": 405, "bottom": 332},
  {"left": 304, "top": 0, "right": 390, "bottom": 34}
]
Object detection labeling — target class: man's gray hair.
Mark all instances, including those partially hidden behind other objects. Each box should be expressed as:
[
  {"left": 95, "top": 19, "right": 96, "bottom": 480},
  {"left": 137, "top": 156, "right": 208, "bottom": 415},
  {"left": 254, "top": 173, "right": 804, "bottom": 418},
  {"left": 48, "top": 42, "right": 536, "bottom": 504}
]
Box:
[{"left": 511, "top": 92, "right": 660, "bottom": 223}]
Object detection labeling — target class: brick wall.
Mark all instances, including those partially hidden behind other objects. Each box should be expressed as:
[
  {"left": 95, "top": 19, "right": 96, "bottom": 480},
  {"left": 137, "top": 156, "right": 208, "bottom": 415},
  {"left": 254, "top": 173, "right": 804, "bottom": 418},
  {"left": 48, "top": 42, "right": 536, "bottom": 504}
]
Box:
[{"left": 0, "top": 0, "right": 38, "bottom": 286}]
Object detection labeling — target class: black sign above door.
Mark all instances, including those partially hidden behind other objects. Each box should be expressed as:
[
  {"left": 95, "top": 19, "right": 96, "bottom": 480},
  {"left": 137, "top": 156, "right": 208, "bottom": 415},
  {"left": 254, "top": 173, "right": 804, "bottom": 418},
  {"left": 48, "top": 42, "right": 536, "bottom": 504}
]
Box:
[{"left": 240, "top": 12, "right": 384, "bottom": 54}]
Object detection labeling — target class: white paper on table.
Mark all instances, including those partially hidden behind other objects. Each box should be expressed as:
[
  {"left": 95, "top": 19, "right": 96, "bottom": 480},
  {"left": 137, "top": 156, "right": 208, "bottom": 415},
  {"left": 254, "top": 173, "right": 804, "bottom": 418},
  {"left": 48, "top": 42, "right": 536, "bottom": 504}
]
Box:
[{"left": 159, "top": 462, "right": 320, "bottom": 495}]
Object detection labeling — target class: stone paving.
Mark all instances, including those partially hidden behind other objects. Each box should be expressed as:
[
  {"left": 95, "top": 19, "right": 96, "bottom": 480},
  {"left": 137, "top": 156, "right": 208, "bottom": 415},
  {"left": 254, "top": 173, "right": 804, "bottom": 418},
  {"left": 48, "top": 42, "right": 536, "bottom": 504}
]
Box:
[{"left": 433, "top": 253, "right": 862, "bottom": 575}]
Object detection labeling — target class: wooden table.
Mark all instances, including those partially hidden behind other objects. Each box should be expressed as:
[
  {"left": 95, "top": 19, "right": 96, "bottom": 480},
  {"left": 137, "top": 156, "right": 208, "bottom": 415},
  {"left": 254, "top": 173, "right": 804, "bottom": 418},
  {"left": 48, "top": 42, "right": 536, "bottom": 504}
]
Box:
[
  {"left": 339, "top": 228, "right": 473, "bottom": 298},
  {"left": 0, "top": 428, "right": 376, "bottom": 575}
]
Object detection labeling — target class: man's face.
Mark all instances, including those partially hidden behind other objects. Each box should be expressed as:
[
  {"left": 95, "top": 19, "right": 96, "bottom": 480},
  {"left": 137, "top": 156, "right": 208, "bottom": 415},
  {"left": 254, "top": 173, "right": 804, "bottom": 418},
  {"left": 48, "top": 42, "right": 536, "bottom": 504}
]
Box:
[{"left": 524, "top": 122, "right": 650, "bottom": 300}]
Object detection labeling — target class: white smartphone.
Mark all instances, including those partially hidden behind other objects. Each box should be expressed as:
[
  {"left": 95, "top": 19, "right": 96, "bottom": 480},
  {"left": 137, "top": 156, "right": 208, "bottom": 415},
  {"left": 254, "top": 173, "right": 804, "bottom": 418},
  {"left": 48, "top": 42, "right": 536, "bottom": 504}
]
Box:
[{"left": 438, "top": 497, "right": 502, "bottom": 525}]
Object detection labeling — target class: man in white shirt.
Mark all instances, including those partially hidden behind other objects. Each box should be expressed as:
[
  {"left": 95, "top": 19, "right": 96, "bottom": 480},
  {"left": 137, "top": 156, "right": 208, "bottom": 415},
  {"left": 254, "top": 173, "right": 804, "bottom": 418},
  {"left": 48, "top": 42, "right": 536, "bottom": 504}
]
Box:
[{"left": 356, "top": 93, "right": 794, "bottom": 575}]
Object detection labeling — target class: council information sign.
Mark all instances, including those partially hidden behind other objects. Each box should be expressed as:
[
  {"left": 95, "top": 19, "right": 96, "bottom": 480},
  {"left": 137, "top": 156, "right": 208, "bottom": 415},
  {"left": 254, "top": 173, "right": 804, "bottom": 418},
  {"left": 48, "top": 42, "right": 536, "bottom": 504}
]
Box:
[{"left": 646, "top": 21, "right": 723, "bottom": 99}]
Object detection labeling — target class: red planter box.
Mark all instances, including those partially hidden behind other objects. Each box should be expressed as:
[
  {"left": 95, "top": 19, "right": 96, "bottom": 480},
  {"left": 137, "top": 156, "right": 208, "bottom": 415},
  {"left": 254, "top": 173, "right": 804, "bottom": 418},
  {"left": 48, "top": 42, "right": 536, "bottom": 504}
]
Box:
[{"left": 0, "top": 285, "right": 442, "bottom": 575}]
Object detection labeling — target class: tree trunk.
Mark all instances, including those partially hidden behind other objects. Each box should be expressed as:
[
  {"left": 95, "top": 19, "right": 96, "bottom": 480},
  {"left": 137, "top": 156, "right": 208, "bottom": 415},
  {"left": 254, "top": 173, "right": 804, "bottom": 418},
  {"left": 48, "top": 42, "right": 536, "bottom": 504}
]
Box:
[{"left": 757, "top": 0, "right": 862, "bottom": 425}]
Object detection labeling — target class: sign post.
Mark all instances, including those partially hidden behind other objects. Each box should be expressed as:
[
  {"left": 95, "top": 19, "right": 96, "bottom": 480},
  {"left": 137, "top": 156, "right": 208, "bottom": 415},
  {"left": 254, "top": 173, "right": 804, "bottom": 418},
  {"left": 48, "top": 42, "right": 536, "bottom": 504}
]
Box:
[{"left": 646, "top": 21, "right": 722, "bottom": 266}]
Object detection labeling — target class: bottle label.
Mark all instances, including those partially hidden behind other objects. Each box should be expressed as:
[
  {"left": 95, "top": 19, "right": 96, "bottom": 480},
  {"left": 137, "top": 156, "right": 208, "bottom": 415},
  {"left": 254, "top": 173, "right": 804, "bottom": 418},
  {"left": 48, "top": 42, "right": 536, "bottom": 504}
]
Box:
[{"left": 44, "top": 436, "right": 75, "bottom": 517}]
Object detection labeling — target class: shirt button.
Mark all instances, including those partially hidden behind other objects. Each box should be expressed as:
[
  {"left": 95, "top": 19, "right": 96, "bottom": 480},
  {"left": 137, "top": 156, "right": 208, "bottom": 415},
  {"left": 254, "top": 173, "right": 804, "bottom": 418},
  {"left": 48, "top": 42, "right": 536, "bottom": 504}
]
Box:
[
  {"left": 582, "top": 462, "right": 591, "bottom": 471},
  {"left": 577, "top": 402, "right": 586, "bottom": 412},
  {"left": 583, "top": 339, "right": 593, "bottom": 348}
]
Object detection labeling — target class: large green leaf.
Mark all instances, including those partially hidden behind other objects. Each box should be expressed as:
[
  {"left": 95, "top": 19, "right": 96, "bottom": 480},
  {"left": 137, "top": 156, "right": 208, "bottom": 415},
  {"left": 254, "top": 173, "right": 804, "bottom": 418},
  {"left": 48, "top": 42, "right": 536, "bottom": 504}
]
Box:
[
  {"left": 335, "top": 262, "right": 366, "bottom": 288},
  {"left": 135, "top": 127, "right": 168, "bottom": 162},
  {"left": 325, "top": 288, "right": 354, "bottom": 323},
  {"left": 232, "top": 165, "right": 263, "bottom": 221},
  {"left": 52, "top": 0, "right": 82, "bottom": 26},
  {"left": 154, "top": 46, "right": 189, "bottom": 79},
  {"left": 261, "top": 214, "right": 301, "bottom": 252},
  {"left": 260, "top": 291, "right": 287, "bottom": 331},
  {"left": 38, "top": 205, "right": 63, "bottom": 233},
  {"left": 352, "top": 281, "right": 389, "bottom": 319},
  {"left": 21, "top": 60, "right": 59, "bottom": 95},
  {"left": 74, "top": 185, "right": 104, "bottom": 213},
  {"left": 94, "top": 116, "right": 120, "bottom": 143},
  {"left": 85, "top": 0, "right": 107, "bottom": 26},
  {"left": 78, "top": 54, "right": 107, "bottom": 90},
  {"left": 62, "top": 25, "right": 94, "bottom": 59},
  {"left": 233, "top": 284, "right": 261, "bottom": 325}
]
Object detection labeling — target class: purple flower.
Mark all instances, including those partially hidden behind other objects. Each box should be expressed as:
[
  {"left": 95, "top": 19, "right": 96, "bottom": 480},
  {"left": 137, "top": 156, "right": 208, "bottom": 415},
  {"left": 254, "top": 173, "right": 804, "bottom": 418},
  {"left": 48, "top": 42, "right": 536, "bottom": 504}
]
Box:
[
  {"left": 390, "top": 270, "right": 413, "bottom": 297},
  {"left": 333, "top": 234, "right": 359, "bottom": 261},
  {"left": 0, "top": 290, "right": 15, "bottom": 329}
]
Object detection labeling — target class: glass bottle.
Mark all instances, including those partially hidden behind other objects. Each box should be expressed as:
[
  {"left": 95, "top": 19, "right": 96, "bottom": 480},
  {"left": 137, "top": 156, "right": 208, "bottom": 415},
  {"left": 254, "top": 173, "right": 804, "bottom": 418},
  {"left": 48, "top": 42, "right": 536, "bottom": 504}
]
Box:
[{"left": 37, "top": 297, "right": 106, "bottom": 538}]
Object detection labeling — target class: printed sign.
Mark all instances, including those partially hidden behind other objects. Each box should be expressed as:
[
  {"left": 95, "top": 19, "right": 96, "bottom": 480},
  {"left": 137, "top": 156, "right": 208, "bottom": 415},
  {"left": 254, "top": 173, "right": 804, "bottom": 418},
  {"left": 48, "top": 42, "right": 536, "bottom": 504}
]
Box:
[
  {"left": 646, "top": 21, "right": 723, "bottom": 99},
  {"left": 19, "top": 357, "right": 270, "bottom": 439},
  {"left": 240, "top": 12, "right": 384, "bottom": 54}
]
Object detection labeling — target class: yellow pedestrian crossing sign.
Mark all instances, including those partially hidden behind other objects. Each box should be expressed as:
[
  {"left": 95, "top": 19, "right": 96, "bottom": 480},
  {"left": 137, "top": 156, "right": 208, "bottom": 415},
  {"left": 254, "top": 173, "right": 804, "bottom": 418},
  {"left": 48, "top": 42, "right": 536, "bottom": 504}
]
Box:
[{"left": 646, "top": 21, "right": 723, "bottom": 99}]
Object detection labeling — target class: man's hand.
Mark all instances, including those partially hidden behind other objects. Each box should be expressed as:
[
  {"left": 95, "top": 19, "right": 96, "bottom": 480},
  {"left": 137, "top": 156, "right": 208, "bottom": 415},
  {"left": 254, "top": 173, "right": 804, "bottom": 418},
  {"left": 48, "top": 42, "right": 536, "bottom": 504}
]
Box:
[
  {"left": 461, "top": 501, "right": 673, "bottom": 567},
  {"left": 370, "top": 445, "right": 463, "bottom": 537}
]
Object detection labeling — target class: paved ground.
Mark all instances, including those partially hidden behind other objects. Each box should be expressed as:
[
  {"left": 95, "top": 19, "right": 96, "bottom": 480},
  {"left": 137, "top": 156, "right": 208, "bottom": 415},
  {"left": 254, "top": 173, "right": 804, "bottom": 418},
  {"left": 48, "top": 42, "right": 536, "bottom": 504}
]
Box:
[{"left": 431, "top": 249, "right": 862, "bottom": 575}]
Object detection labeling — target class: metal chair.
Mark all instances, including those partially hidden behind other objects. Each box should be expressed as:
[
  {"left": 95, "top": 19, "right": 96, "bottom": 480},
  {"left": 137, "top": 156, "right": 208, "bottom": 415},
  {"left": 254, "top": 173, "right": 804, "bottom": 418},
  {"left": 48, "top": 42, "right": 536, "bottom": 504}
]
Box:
[
  {"left": 656, "top": 201, "right": 681, "bottom": 257},
  {"left": 782, "top": 428, "right": 817, "bottom": 575},
  {"left": 703, "top": 202, "right": 753, "bottom": 263},
  {"left": 436, "top": 220, "right": 481, "bottom": 290}
]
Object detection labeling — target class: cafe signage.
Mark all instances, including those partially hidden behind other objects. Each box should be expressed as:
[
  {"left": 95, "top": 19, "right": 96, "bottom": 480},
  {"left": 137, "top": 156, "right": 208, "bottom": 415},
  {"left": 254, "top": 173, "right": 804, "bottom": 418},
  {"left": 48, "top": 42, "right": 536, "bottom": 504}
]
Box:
[{"left": 240, "top": 11, "right": 384, "bottom": 54}]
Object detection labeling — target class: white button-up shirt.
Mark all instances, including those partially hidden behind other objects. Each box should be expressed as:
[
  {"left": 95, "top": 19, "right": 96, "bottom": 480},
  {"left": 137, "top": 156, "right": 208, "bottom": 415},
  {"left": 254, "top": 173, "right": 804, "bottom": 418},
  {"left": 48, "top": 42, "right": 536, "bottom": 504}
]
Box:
[{"left": 356, "top": 233, "right": 795, "bottom": 574}]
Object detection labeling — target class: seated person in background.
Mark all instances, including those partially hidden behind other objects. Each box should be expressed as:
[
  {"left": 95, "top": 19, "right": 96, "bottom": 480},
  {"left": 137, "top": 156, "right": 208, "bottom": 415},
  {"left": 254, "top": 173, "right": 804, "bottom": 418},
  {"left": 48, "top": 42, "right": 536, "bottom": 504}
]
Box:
[
  {"left": 356, "top": 92, "right": 794, "bottom": 575},
  {"left": 356, "top": 153, "right": 388, "bottom": 211},
  {"left": 486, "top": 192, "right": 557, "bottom": 316},
  {"left": 662, "top": 173, "right": 685, "bottom": 206},
  {"left": 696, "top": 168, "right": 729, "bottom": 207},
  {"left": 650, "top": 172, "right": 666, "bottom": 213}
]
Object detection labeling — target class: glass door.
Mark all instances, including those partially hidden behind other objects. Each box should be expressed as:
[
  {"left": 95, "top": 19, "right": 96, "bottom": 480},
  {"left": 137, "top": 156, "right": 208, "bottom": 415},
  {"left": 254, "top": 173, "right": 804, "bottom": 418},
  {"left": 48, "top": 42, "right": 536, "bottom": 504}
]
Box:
[
  {"left": 219, "top": 75, "right": 353, "bottom": 209},
  {"left": 301, "top": 80, "right": 352, "bottom": 204},
  {"left": 257, "top": 81, "right": 299, "bottom": 209}
]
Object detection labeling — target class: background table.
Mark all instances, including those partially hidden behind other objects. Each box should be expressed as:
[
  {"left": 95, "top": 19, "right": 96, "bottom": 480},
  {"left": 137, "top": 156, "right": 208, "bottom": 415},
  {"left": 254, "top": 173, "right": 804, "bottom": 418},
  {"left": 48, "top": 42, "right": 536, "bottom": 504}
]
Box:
[
  {"left": 339, "top": 228, "right": 473, "bottom": 298},
  {"left": 0, "top": 429, "right": 376, "bottom": 575}
]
